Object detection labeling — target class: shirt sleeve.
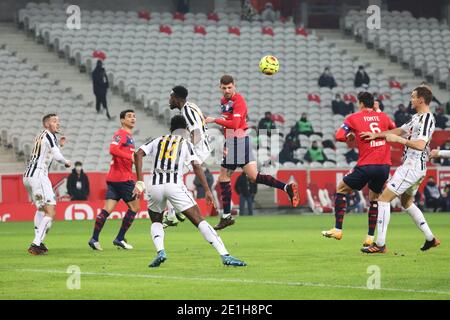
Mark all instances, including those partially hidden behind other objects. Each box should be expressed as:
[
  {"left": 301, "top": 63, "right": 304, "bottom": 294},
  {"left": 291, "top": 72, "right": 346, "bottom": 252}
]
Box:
[
  {"left": 214, "top": 96, "right": 246, "bottom": 129},
  {"left": 139, "top": 138, "right": 156, "bottom": 156},
  {"left": 183, "top": 107, "right": 202, "bottom": 133},
  {"left": 109, "top": 132, "right": 132, "bottom": 159},
  {"left": 46, "top": 133, "right": 67, "bottom": 164},
  {"left": 417, "top": 113, "right": 434, "bottom": 142},
  {"left": 184, "top": 141, "right": 200, "bottom": 165},
  {"left": 400, "top": 119, "right": 412, "bottom": 135}
]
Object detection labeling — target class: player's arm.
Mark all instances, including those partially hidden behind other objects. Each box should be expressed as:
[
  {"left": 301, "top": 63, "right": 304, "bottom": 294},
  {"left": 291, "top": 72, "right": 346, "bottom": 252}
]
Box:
[
  {"left": 335, "top": 123, "right": 354, "bottom": 142},
  {"left": 183, "top": 108, "right": 203, "bottom": 145},
  {"left": 360, "top": 127, "right": 405, "bottom": 141},
  {"left": 133, "top": 140, "right": 153, "bottom": 197},
  {"left": 431, "top": 149, "right": 450, "bottom": 158},
  {"left": 46, "top": 133, "right": 71, "bottom": 167},
  {"left": 110, "top": 134, "right": 134, "bottom": 161},
  {"left": 206, "top": 98, "right": 245, "bottom": 129},
  {"left": 192, "top": 162, "right": 215, "bottom": 208},
  {"left": 384, "top": 135, "right": 427, "bottom": 151}
]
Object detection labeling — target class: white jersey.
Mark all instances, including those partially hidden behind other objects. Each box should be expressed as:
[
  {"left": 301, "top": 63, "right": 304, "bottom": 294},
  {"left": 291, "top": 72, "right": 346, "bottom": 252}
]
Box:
[
  {"left": 139, "top": 134, "right": 199, "bottom": 186},
  {"left": 181, "top": 101, "right": 212, "bottom": 160},
  {"left": 400, "top": 112, "right": 435, "bottom": 170},
  {"left": 23, "top": 129, "right": 67, "bottom": 178}
]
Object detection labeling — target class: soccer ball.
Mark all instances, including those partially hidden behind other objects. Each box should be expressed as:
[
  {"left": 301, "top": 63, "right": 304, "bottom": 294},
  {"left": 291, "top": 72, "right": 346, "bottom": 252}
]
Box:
[{"left": 259, "top": 55, "right": 279, "bottom": 75}]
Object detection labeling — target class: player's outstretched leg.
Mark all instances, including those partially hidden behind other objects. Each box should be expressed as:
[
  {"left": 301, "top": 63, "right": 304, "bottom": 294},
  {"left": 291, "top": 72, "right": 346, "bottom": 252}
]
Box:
[
  {"left": 322, "top": 193, "right": 346, "bottom": 240},
  {"left": 364, "top": 201, "right": 378, "bottom": 247},
  {"left": 361, "top": 201, "right": 390, "bottom": 254},
  {"left": 404, "top": 203, "right": 440, "bottom": 251},
  {"left": 113, "top": 208, "right": 137, "bottom": 250},
  {"left": 89, "top": 209, "right": 110, "bottom": 251}
]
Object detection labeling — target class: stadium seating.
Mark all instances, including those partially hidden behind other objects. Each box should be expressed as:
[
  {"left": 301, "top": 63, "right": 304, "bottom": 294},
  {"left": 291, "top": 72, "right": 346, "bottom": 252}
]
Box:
[{"left": 343, "top": 9, "right": 450, "bottom": 90}]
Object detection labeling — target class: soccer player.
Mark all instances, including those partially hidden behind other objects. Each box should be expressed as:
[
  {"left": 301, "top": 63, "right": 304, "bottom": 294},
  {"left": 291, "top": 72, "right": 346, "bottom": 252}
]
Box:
[
  {"left": 361, "top": 86, "right": 440, "bottom": 253},
  {"left": 23, "top": 114, "right": 71, "bottom": 255},
  {"left": 205, "top": 75, "right": 299, "bottom": 230},
  {"left": 321, "top": 92, "right": 395, "bottom": 246},
  {"left": 133, "top": 115, "right": 246, "bottom": 267},
  {"left": 88, "top": 110, "right": 139, "bottom": 251},
  {"left": 163, "top": 85, "right": 212, "bottom": 227}
]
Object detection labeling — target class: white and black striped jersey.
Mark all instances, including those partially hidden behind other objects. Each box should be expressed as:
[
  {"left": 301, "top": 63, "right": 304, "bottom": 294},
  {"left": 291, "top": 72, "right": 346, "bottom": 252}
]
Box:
[
  {"left": 139, "top": 134, "right": 199, "bottom": 185},
  {"left": 400, "top": 112, "right": 435, "bottom": 170},
  {"left": 181, "top": 101, "right": 211, "bottom": 154},
  {"left": 23, "top": 129, "right": 67, "bottom": 177}
]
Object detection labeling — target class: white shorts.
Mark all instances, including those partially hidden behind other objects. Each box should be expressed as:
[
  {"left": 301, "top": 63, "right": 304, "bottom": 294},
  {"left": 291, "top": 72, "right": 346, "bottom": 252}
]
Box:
[
  {"left": 23, "top": 175, "right": 56, "bottom": 208},
  {"left": 147, "top": 183, "right": 197, "bottom": 213},
  {"left": 386, "top": 165, "right": 426, "bottom": 197}
]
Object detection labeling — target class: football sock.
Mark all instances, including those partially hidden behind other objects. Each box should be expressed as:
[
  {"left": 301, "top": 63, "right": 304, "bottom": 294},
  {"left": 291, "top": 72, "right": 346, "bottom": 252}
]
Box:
[
  {"left": 166, "top": 202, "right": 177, "bottom": 220},
  {"left": 375, "top": 201, "right": 391, "bottom": 247},
  {"left": 334, "top": 193, "right": 347, "bottom": 230},
  {"left": 151, "top": 222, "right": 165, "bottom": 252},
  {"left": 198, "top": 220, "right": 229, "bottom": 256},
  {"left": 220, "top": 181, "right": 232, "bottom": 218},
  {"left": 405, "top": 203, "right": 434, "bottom": 241},
  {"left": 33, "top": 216, "right": 52, "bottom": 246},
  {"left": 34, "top": 210, "right": 44, "bottom": 237},
  {"left": 256, "top": 173, "right": 286, "bottom": 190},
  {"left": 92, "top": 209, "right": 109, "bottom": 241},
  {"left": 116, "top": 209, "right": 137, "bottom": 240},
  {"left": 368, "top": 201, "right": 378, "bottom": 236}
]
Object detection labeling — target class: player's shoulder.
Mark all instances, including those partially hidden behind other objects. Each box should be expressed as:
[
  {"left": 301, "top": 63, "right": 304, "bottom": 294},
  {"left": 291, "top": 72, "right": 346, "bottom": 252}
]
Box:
[{"left": 234, "top": 93, "right": 246, "bottom": 102}]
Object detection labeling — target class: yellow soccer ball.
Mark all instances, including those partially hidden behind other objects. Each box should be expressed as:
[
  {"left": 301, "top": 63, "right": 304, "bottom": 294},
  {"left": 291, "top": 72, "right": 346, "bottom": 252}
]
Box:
[{"left": 259, "top": 55, "right": 279, "bottom": 75}]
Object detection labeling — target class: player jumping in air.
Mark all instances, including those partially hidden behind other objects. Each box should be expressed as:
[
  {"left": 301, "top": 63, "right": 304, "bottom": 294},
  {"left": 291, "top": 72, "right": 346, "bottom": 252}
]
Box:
[
  {"left": 24, "top": 114, "right": 71, "bottom": 255},
  {"left": 322, "top": 92, "right": 396, "bottom": 247},
  {"left": 163, "top": 85, "right": 212, "bottom": 227},
  {"left": 88, "top": 110, "right": 140, "bottom": 251},
  {"left": 361, "top": 86, "right": 440, "bottom": 253},
  {"left": 133, "top": 115, "right": 246, "bottom": 267},
  {"left": 205, "top": 75, "right": 300, "bottom": 230}
]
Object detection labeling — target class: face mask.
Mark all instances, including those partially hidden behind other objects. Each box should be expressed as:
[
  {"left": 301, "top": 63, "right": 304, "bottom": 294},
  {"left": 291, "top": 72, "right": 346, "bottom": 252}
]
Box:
[
  {"left": 75, "top": 166, "right": 82, "bottom": 172},
  {"left": 312, "top": 146, "right": 318, "bottom": 150}
]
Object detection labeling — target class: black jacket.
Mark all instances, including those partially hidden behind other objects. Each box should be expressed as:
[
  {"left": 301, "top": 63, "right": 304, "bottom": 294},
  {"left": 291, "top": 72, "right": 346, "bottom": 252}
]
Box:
[
  {"left": 318, "top": 74, "right": 337, "bottom": 89},
  {"left": 92, "top": 66, "right": 109, "bottom": 96},
  {"left": 67, "top": 169, "right": 90, "bottom": 200},
  {"left": 193, "top": 169, "right": 214, "bottom": 198},
  {"left": 235, "top": 174, "right": 257, "bottom": 197},
  {"left": 354, "top": 70, "right": 370, "bottom": 88}
]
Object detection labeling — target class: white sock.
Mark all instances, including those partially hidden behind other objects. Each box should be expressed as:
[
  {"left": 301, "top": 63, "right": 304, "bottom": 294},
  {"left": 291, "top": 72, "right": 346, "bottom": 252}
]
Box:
[
  {"left": 166, "top": 202, "right": 177, "bottom": 220},
  {"left": 151, "top": 222, "right": 165, "bottom": 252},
  {"left": 222, "top": 213, "right": 231, "bottom": 219},
  {"left": 33, "top": 216, "right": 52, "bottom": 246},
  {"left": 405, "top": 204, "right": 434, "bottom": 241},
  {"left": 34, "top": 210, "right": 44, "bottom": 237},
  {"left": 375, "top": 201, "right": 391, "bottom": 247},
  {"left": 198, "top": 220, "right": 229, "bottom": 256}
]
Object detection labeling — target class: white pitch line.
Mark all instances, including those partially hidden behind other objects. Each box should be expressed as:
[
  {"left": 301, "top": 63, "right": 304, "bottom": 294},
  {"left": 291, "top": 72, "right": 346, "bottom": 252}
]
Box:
[{"left": 7, "top": 268, "right": 450, "bottom": 297}]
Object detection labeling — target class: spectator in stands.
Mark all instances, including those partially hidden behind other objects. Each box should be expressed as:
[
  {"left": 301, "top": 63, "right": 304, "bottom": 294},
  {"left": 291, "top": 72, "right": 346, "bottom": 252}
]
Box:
[
  {"left": 175, "top": 0, "right": 190, "bottom": 14},
  {"left": 66, "top": 161, "right": 90, "bottom": 201},
  {"left": 235, "top": 172, "right": 257, "bottom": 216},
  {"left": 296, "top": 113, "right": 314, "bottom": 136},
  {"left": 346, "top": 191, "right": 364, "bottom": 213},
  {"left": 435, "top": 140, "right": 450, "bottom": 166},
  {"left": 92, "top": 60, "right": 111, "bottom": 120},
  {"left": 279, "top": 143, "right": 302, "bottom": 164},
  {"left": 318, "top": 67, "right": 337, "bottom": 89},
  {"left": 443, "top": 184, "right": 450, "bottom": 211},
  {"left": 394, "top": 104, "right": 410, "bottom": 127},
  {"left": 446, "top": 98, "right": 450, "bottom": 115},
  {"left": 434, "top": 106, "right": 448, "bottom": 129},
  {"left": 304, "top": 141, "right": 327, "bottom": 164},
  {"left": 424, "top": 177, "right": 446, "bottom": 212},
  {"left": 193, "top": 166, "right": 214, "bottom": 199},
  {"left": 241, "top": 0, "right": 257, "bottom": 21},
  {"left": 331, "top": 94, "right": 353, "bottom": 116},
  {"left": 258, "top": 111, "right": 276, "bottom": 133},
  {"left": 373, "top": 92, "right": 384, "bottom": 111},
  {"left": 344, "top": 148, "right": 359, "bottom": 164},
  {"left": 260, "top": 2, "right": 277, "bottom": 22},
  {"left": 354, "top": 65, "right": 370, "bottom": 88},
  {"left": 285, "top": 126, "right": 301, "bottom": 150}
]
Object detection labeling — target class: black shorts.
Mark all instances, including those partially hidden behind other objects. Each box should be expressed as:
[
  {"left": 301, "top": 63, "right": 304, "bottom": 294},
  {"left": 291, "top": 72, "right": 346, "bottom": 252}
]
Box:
[
  {"left": 221, "top": 136, "right": 256, "bottom": 171},
  {"left": 343, "top": 165, "right": 390, "bottom": 194},
  {"left": 106, "top": 180, "right": 136, "bottom": 203}
]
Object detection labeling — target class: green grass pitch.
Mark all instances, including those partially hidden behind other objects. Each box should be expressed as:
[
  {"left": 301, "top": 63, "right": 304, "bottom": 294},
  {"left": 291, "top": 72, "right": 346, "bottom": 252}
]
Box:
[{"left": 0, "top": 213, "right": 449, "bottom": 300}]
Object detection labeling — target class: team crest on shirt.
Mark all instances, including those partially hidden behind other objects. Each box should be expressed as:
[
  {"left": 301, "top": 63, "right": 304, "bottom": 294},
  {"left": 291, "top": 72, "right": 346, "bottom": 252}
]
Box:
[
  {"left": 221, "top": 101, "right": 234, "bottom": 113},
  {"left": 125, "top": 135, "right": 134, "bottom": 147},
  {"left": 114, "top": 135, "right": 121, "bottom": 143}
]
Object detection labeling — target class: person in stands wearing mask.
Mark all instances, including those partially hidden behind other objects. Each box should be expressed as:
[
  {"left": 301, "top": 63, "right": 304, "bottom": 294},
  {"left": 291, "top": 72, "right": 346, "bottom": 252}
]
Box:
[
  {"left": 67, "top": 161, "right": 90, "bottom": 201},
  {"left": 423, "top": 177, "right": 446, "bottom": 212},
  {"left": 304, "top": 141, "right": 327, "bottom": 164},
  {"left": 296, "top": 113, "right": 315, "bottom": 137}
]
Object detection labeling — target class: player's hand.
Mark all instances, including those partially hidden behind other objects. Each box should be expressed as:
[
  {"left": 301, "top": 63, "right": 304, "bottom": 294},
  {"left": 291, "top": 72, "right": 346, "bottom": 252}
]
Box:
[
  {"left": 59, "top": 136, "right": 66, "bottom": 147},
  {"left": 430, "top": 149, "right": 440, "bottom": 159},
  {"left": 205, "top": 191, "right": 216, "bottom": 208},
  {"left": 131, "top": 153, "right": 135, "bottom": 163},
  {"left": 205, "top": 117, "right": 216, "bottom": 124},
  {"left": 385, "top": 133, "right": 402, "bottom": 143},
  {"left": 223, "top": 147, "right": 229, "bottom": 157},
  {"left": 346, "top": 132, "right": 355, "bottom": 141},
  {"left": 360, "top": 132, "right": 378, "bottom": 141},
  {"left": 64, "top": 160, "right": 71, "bottom": 168},
  {"left": 133, "top": 181, "right": 145, "bottom": 198}
]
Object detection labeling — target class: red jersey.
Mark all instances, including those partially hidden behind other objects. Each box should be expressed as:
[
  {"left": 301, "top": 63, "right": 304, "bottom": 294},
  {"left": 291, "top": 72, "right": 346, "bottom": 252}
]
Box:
[
  {"left": 336, "top": 110, "right": 395, "bottom": 166},
  {"left": 215, "top": 93, "right": 248, "bottom": 138},
  {"left": 106, "top": 128, "right": 135, "bottom": 182}
]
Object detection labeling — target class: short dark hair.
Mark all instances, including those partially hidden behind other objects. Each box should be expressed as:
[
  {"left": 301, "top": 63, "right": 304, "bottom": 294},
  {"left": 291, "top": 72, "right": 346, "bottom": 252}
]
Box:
[
  {"left": 413, "top": 86, "right": 432, "bottom": 105},
  {"left": 357, "top": 92, "right": 374, "bottom": 108},
  {"left": 74, "top": 161, "right": 82, "bottom": 167},
  {"left": 120, "top": 109, "right": 135, "bottom": 119},
  {"left": 170, "top": 115, "right": 187, "bottom": 132},
  {"left": 172, "top": 85, "right": 188, "bottom": 99},
  {"left": 220, "top": 74, "right": 234, "bottom": 85},
  {"left": 42, "top": 113, "right": 57, "bottom": 124}
]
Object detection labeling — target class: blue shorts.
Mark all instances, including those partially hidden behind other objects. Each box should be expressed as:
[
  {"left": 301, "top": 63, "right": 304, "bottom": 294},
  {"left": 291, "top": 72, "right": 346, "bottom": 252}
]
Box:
[
  {"left": 106, "top": 180, "right": 136, "bottom": 203},
  {"left": 343, "top": 165, "right": 390, "bottom": 194},
  {"left": 221, "top": 136, "right": 256, "bottom": 171}
]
